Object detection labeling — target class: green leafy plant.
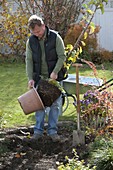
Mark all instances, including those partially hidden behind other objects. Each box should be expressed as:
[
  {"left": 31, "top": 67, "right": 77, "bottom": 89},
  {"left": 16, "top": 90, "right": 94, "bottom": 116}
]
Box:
[
  {"left": 89, "top": 137, "right": 113, "bottom": 170},
  {"left": 58, "top": 149, "right": 96, "bottom": 170}
]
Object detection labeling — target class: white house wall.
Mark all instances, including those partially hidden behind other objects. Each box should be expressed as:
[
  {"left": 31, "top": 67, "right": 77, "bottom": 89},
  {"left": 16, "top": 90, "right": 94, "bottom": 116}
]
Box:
[{"left": 93, "top": 1, "right": 113, "bottom": 51}]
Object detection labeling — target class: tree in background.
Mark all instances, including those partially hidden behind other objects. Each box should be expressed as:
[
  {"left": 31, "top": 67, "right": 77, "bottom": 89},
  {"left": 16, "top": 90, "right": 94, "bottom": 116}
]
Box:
[
  {"left": 0, "top": 0, "right": 109, "bottom": 63},
  {"left": 35, "top": 0, "right": 86, "bottom": 38},
  {"left": 0, "top": 0, "right": 85, "bottom": 59},
  {"left": 12, "top": 0, "right": 86, "bottom": 38}
]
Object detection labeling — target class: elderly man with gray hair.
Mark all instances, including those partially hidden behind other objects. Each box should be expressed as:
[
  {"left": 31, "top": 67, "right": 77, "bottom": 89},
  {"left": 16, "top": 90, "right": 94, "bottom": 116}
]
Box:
[{"left": 25, "top": 15, "right": 66, "bottom": 142}]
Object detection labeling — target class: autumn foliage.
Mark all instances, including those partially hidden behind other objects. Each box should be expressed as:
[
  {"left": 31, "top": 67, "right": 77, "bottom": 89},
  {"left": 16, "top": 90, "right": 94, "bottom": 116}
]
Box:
[
  {"left": 0, "top": 0, "right": 85, "bottom": 60},
  {"left": 0, "top": 4, "right": 29, "bottom": 60},
  {"left": 64, "top": 22, "right": 100, "bottom": 53}
]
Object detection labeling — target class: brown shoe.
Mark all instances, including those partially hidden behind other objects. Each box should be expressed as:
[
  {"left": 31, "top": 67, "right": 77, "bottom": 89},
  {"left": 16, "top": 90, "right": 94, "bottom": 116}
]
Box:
[{"left": 49, "top": 134, "right": 61, "bottom": 142}]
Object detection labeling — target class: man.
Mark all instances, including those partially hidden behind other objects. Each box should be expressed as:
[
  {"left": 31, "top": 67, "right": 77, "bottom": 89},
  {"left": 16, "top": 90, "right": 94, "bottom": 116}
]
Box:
[{"left": 26, "top": 15, "right": 66, "bottom": 142}]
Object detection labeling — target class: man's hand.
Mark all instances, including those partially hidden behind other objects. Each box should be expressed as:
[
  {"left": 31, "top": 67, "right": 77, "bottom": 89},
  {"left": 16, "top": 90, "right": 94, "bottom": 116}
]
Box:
[
  {"left": 28, "top": 80, "right": 35, "bottom": 89},
  {"left": 50, "top": 72, "right": 58, "bottom": 80}
]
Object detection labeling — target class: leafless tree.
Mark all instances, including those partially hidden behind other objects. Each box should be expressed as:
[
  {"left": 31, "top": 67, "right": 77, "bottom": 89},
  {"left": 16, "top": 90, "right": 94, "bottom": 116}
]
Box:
[{"left": 13, "top": 0, "right": 86, "bottom": 38}]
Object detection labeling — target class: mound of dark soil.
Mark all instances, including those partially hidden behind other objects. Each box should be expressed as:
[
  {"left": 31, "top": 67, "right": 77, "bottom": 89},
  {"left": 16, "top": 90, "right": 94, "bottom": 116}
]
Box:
[
  {"left": 37, "top": 79, "right": 61, "bottom": 107},
  {"left": 0, "top": 121, "right": 95, "bottom": 170}
]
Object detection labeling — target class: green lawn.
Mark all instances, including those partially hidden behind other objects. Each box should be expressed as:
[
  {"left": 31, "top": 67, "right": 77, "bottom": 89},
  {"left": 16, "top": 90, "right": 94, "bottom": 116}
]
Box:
[
  {"left": 0, "top": 63, "right": 32, "bottom": 128},
  {"left": 0, "top": 62, "right": 113, "bottom": 128}
]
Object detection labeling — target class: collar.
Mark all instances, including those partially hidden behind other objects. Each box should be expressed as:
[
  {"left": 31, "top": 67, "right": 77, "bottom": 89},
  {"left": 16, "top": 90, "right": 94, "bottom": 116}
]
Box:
[{"left": 39, "top": 26, "right": 48, "bottom": 41}]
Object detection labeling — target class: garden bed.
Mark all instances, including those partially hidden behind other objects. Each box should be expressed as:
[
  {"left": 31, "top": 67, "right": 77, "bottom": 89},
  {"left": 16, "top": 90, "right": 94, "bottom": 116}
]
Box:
[{"left": 0, "top": 121, "right": 95, "bottom": 170}]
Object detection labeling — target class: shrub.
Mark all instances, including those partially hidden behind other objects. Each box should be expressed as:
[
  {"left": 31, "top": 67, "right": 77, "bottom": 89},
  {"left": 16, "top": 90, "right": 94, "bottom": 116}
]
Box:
[
  {"left": 89, "top": 137, "right": 113, "bottom": 170},
  {"left": 91, "top": 49, "right": 113, "bottom": 64},
  {"left": 0, "top": 6, "right": 29, "bottom": 60},
  {"left": 80, "top": 89, "right": 113, "bottom": 133},
  {"left": 79, "top": 50, "right": 92, "bottom": 61},
  {"left": 90, "top": 51, "right": 103, "bottom": 64},
  {"left": 64, "top": 23, "right": 100, "bottom": 61},
  {"left": 64, "top": 24, "right": 83, "bottom": 46},
  {"left": 58, "top": 149, "right": 96, "bottom": 170}
]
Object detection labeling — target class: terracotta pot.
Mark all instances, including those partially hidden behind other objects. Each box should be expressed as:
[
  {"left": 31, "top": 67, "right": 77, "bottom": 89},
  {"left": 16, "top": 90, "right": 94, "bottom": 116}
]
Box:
[{"left": 18, "top": 87, "right": 44, "bottom": 115}]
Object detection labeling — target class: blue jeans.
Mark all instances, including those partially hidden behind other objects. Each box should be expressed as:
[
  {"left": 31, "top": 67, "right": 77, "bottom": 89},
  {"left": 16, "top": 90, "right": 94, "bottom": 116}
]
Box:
[{"left": 34, "top": 95, "right": 62, "bottom": 135}]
